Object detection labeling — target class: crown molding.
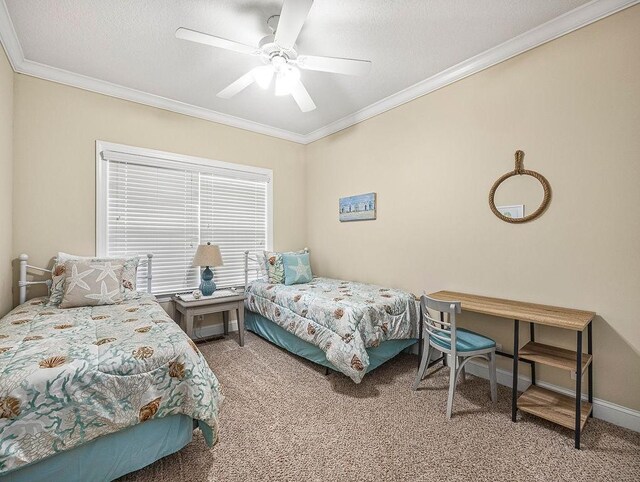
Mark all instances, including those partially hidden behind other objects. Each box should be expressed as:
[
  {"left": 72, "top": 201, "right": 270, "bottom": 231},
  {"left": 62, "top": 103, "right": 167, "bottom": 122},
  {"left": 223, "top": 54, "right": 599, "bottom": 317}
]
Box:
[
  {"left": 1, "top": 0, "right": 637, "bottom": 145},
  {"left": 18, "top": 58, "right": 309, "bottom": 144},
  {"left": 0, "top": 1, "right": 306, "bottom": 144},
  {"left": 0, "top": 0, "right": 22, "bottom": 70},
  {"left": 303, "top": 0, "right": 640, "bottom": 144}
]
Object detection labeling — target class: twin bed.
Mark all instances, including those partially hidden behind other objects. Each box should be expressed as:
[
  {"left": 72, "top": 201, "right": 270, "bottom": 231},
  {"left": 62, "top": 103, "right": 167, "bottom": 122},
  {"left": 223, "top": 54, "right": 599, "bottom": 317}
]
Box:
[
  {"left": 243, "top": 252, "right": 421, "bottom": 383},
  {"left": 0, "top": 255, "right": 223, "bottom": 481}
]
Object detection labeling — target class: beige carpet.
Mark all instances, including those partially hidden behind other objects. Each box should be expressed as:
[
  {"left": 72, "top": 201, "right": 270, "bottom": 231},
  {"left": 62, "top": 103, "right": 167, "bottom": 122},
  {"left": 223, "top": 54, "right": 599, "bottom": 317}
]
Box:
[{"left": 120, "top": 332, "right": 640, "bottom": 482}]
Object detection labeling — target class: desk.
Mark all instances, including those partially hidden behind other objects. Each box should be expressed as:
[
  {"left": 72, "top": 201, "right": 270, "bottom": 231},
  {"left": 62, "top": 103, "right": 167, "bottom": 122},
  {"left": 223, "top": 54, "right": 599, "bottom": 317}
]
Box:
[{"left": 429, "top": 290, "right": 595, "bottom": 449}]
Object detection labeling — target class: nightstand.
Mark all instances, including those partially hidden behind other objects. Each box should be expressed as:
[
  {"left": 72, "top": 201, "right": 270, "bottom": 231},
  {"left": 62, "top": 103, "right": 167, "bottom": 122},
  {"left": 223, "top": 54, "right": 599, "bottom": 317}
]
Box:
[{"left": 173, "top": 292, "right": 246, "bottom": 346}]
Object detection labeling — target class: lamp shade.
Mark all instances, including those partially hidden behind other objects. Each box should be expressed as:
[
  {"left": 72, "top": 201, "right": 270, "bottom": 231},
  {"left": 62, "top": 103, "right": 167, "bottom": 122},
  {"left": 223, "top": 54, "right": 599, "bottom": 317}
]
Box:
[{"left": 192, "top": 243, "right": 223, "bottom": 268}]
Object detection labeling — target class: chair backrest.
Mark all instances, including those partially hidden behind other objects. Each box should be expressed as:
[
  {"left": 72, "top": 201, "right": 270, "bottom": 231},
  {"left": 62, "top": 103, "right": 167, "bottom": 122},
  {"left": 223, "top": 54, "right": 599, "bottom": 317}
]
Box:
[{"left": 421, "top": 295, "right": 461, "bottom": 356}]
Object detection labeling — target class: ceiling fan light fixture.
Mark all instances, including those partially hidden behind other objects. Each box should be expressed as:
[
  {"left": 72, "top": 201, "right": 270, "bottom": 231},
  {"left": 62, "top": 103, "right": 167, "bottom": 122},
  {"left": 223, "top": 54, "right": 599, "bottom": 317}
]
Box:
[
  {"left": 274, "top": 65, "right": 301, "bottom": 96},
  {"left": 251, "top": 65, "right": 274, "bottom": 89},
  {"left": 178, "top": 0, "right": 371, "bottom": 112}
]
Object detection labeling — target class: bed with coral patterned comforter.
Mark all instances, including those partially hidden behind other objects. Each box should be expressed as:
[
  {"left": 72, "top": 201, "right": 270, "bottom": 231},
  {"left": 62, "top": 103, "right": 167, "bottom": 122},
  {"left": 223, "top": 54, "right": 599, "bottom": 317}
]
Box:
[
  {"left": 0, "top": 293, "right": 223, "bottom": 475},
  {"left": 245, "top": 277, "right": 418, "bottom": 383}
]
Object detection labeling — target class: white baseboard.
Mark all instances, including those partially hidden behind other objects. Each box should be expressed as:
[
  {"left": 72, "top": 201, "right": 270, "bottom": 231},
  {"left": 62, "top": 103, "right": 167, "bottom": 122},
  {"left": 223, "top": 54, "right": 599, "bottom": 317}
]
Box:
[{"left": 464, "top": 359, "right": 640, "bottom": 433}]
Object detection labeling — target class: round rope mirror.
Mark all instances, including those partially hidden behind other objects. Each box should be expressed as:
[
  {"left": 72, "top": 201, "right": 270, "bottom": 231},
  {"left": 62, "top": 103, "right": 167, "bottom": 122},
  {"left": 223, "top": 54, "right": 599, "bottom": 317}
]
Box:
[{"left": 489, "top": 150, "right": 551, "bottom": 223}]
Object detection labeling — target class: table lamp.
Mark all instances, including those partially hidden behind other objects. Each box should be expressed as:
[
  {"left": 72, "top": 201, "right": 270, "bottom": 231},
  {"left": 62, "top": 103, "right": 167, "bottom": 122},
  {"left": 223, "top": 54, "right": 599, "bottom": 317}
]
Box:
[{"left": 192, "top": 242, "right": 224, "bottom": 296}]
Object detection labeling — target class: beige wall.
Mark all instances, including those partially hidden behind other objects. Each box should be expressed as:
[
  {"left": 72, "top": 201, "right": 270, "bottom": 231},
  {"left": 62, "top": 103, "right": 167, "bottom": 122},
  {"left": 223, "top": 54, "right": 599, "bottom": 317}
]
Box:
[
  {"left": 11, "top": 75, "right": 306, "bottom": 307},
  {"left": 0, "top": 47, "right": 13, "bottom": 315},
  {"left": 5, "top": 6, "right": 640, "bottom": 410},
  {"left": 306, "top": 7, "right": 640, "bottom": 410}
]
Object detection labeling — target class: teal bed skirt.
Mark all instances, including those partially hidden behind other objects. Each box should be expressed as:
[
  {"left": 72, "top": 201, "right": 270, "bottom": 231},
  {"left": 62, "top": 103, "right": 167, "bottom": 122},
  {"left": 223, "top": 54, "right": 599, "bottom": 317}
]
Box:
[
  {"left": 3, "top": 414, "right": 194, "bottom": 482},
  {"left": 245, "top": 310, "right": 417, "bottom": 373}
]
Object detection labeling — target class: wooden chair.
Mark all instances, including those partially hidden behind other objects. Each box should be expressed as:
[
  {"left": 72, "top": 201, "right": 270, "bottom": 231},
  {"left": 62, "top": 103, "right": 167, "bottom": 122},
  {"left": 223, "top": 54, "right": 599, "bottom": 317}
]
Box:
[{"left": 413, "top": 295, "right": 497, "bottom": 418}]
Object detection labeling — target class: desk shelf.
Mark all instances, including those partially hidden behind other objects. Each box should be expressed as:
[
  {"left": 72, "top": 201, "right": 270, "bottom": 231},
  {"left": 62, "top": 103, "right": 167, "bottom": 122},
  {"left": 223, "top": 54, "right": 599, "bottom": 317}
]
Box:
[
  {"left": 518, "top": 385, "right": 592, "bottom": 431},
  {"left": 519, "top": 341, "right": 592, "bottom": 374}
]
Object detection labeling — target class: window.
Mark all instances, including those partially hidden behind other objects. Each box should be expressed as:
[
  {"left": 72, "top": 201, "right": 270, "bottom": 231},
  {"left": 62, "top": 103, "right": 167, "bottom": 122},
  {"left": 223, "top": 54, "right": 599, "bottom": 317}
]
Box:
[{"left": 96, "top": 141, "right": 272, "bottom": 295}]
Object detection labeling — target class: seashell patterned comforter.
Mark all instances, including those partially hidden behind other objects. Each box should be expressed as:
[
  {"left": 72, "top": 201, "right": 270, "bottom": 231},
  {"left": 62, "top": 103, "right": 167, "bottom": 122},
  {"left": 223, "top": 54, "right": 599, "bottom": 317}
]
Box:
[
  {"left": 245, "top": 277, "right": 418, "bottom": 383},
  {"left": 0, "top": 293, "right": 223, "bottom": 475}
]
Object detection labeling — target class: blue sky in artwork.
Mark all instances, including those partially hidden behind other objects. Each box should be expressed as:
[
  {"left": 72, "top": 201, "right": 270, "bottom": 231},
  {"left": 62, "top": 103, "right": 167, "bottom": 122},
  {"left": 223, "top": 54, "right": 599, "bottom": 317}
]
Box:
[{"left": 339, "top": 193, "right": 375, "bottom": 212}]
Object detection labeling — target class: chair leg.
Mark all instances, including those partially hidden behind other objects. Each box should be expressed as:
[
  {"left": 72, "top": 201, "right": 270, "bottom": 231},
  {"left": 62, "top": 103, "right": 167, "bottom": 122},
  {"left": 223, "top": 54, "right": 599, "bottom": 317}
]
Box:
[
  {"left": 488, "top": 351, "right": 498, "bottom": 403},
  {"left": 413, "top": 343, "right": 432, "bottom": 390},
  {"left": 458, "top": 356, "right": 466, "bottom": 383},
  {"left": 446, "top": 363, "right": 458, "bottom": 419}
]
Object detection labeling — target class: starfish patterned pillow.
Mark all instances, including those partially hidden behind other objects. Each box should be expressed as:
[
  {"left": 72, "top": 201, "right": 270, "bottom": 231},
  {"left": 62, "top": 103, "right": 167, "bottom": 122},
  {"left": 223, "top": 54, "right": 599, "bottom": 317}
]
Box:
[
  {"left": 263, "top": 249, "right": 307, "bottom": 284},
  {"left": 48, "top": 253, "right": 139, "bottom": 306},
  {"left": 282, "top": 253, "right": 313, "bottom": 286},
  {"left": 59, "top": 260, "right": 125, "bottom": 308}
]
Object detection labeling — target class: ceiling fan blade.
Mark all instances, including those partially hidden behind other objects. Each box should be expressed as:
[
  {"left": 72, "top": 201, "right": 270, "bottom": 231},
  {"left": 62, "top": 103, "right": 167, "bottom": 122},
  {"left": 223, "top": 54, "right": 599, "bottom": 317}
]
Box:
[
  {"left": 176, "top": 27, "right": 258, "bottom": 55},
  {"left": 217, "top": 72, "right": 256, "bottom": 99},
  {"left": 290, "top": 79, "right": 316, "bottom": 112},
  {"left": 296, "top": 55, "right": 372, "bottom": 76},
  {"left": 274, "top": 0, "right": 314, "bottom": 50}
]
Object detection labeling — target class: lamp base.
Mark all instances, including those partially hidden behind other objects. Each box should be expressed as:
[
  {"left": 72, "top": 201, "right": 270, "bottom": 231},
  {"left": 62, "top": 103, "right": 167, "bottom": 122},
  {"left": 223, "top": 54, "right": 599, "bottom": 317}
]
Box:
[{"left": 200, "top": 267, "right": 217, "bottom": 296}]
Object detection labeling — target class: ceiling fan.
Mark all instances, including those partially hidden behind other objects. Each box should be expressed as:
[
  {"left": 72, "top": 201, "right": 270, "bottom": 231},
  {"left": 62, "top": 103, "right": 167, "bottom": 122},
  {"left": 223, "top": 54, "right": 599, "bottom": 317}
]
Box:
[{"left": 176, "top": 0, "right": 371, "bottom": 112}]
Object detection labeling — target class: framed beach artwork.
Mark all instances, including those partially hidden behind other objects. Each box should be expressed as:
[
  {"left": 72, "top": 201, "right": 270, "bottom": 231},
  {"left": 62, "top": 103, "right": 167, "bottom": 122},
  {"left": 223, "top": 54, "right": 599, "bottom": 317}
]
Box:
[{"left": 339, "top": 192, "right": 377, "bottom": 222}]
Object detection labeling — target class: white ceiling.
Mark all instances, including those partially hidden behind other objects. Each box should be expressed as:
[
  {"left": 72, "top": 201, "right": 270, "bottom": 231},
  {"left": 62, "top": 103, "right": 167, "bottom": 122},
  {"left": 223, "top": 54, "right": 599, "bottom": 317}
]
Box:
[{"left": 0, "top": 0, "right": 633, "bottom": 142}]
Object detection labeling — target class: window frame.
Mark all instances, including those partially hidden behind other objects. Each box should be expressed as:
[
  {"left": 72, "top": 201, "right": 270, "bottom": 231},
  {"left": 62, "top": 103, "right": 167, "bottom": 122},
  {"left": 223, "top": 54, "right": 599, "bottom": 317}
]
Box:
[{"left": 95, "top": 140, "right": 273, "bottom": 293}]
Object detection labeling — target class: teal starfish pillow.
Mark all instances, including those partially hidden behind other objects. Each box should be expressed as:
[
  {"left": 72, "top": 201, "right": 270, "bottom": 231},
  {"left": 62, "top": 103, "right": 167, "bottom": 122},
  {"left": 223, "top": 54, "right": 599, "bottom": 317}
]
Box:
[{"left": 282, "top": 253, "right": 313, "bottom": 285}]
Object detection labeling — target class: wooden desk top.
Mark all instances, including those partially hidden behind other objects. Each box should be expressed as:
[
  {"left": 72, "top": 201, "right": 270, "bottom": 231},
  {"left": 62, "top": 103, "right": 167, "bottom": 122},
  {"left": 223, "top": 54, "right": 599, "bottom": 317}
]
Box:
[{"left": 428, "top": 291, "right": 595, "bottom": 331}]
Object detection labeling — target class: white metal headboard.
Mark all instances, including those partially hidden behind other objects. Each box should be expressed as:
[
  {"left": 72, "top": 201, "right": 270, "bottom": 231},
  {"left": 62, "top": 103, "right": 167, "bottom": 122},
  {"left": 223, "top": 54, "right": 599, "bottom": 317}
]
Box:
[
  {"left": 243, "top": 248, "right": 309, "bottom": 291},
  {"left": 19, "top": 253, "right": 154, "bottom": 305}
]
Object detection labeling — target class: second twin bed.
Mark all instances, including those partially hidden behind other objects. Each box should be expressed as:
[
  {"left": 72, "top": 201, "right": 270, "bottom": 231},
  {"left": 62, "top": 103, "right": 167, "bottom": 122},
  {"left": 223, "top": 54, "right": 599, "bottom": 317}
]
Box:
[{"left": 244, "top": 253, "right": 420, "bottom": 382}]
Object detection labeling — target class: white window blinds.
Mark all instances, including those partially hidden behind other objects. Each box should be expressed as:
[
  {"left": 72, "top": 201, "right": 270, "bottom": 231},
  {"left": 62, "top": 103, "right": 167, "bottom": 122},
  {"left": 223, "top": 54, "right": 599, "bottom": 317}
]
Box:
[
  {"left": 200, "top": 174, "right": 267, "bottom": 288},
  {"left": 97, "top": 144, "right": 271, "bottom": 295}
]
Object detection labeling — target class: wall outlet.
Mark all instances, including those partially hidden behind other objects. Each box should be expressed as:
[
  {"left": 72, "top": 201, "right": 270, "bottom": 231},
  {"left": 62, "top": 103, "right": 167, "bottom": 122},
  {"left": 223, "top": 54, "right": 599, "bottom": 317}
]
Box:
[
  {"left": 197, "top": 315, "right": 204, "bottom": 321},
  {"left": 570, "top": 370, "right": 577, "bottom": 380},
  {"left": 495, "top": 343, "right": 502, "bottom": 351}
]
